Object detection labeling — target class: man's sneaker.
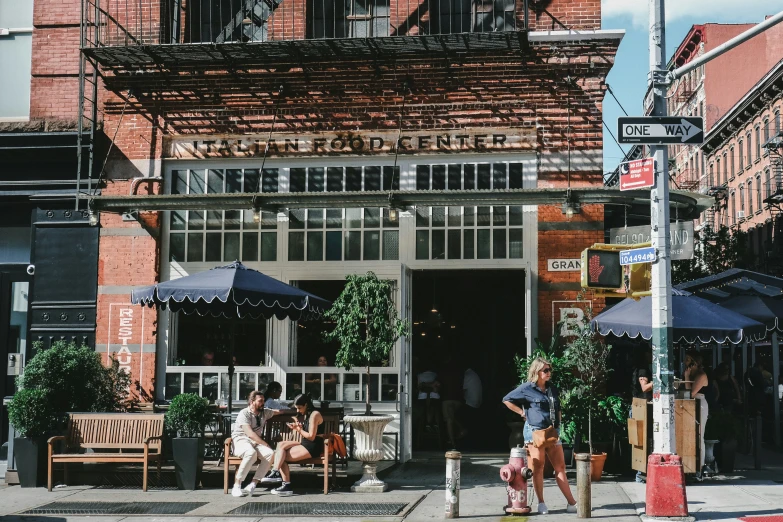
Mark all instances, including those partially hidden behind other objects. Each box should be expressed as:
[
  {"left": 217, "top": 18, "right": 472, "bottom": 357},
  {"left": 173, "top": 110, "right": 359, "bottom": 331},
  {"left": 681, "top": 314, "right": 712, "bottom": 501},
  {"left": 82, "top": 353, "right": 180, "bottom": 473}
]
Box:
[
  {"left": 271, "top": 482, "right": 293, "bottom": 496},
  {"left": 242, "top": 481, "right": 257, "bottom": 495},
  {"left": 537, "top": 502, "right": 549, "bottom": 515},
  {"left": 259, "top": 470, "right": 282, "bottom": 485},
  {"left": 567, "top": 503, "right": 577, "bottom": 514},
  {"left": 231, "top": 485, "right": 247, "bottom": 497}
]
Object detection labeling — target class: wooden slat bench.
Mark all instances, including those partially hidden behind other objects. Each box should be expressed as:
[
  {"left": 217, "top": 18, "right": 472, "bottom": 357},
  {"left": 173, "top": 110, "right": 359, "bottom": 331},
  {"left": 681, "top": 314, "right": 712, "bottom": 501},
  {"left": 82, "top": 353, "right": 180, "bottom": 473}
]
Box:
[
  {"left": 223, "top": 413, "right": 339, "bottom": 494},
  {"left": 48, "top": 413, "right": 165, "bottom": 492}
]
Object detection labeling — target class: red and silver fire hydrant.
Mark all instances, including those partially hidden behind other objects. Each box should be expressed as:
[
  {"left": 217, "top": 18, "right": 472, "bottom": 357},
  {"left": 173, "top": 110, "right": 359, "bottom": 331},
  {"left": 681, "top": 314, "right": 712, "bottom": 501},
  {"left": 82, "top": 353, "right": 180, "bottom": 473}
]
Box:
[{"left": 499, "top": 445, "right": 533, "bottom": 516}]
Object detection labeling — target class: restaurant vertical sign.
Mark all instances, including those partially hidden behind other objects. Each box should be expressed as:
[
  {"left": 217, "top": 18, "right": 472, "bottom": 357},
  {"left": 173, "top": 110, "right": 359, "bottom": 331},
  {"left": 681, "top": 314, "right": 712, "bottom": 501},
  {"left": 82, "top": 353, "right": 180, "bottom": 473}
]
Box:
[{"left": 108, "top": 303, "right": 146, "bottom": 397}]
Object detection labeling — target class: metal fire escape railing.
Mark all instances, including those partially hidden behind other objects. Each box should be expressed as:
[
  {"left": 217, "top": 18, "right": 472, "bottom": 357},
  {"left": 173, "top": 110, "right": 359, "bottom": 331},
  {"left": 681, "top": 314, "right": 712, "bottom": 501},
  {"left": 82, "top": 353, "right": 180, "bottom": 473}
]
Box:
[
  {"left": 763, "top": 131, "right": 783, "bottom": 214},
  {"left": 76, "top": 0, "right": 100, "bottom": 210}
]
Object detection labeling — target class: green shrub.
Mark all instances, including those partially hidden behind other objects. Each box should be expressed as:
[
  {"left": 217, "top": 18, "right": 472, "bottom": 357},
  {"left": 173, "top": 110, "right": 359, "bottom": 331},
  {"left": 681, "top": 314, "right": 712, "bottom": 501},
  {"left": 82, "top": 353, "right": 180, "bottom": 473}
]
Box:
[
  {"left": 7, "top": 340, "right": 136, "bottom": 438},
  {"left": 165, "top": 393, "right": 212, "bottom": 438}
]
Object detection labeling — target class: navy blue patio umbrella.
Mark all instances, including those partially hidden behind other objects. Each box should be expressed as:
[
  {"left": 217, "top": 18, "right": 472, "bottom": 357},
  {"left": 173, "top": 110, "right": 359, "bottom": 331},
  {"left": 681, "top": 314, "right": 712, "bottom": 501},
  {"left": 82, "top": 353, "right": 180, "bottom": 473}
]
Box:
[
  {"left": 132, "top": 261, "right": 331, "bottom": 412},
  {"left": 718, "top": 294, "right": 783, "bottom": 332},
  {"left": 591, "top": 289, "right": 766, "bottom": 345}
]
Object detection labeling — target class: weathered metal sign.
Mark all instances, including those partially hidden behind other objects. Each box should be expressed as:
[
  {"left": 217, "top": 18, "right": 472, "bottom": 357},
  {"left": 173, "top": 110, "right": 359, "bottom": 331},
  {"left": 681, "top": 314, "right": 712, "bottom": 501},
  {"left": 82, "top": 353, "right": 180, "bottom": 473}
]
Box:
[
  {"left": 609, "top": 222, "right": 694, "bottom": 261},
  {"left": 166, "top": 128, "right": 537, "bottom": 159}
]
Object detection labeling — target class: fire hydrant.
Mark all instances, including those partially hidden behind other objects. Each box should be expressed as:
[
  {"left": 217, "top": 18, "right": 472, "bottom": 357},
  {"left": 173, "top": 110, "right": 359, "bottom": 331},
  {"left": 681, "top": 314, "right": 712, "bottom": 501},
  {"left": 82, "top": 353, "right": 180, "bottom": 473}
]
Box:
[{"left": 499, "top": 445, "right": 533, "bottom": 516}]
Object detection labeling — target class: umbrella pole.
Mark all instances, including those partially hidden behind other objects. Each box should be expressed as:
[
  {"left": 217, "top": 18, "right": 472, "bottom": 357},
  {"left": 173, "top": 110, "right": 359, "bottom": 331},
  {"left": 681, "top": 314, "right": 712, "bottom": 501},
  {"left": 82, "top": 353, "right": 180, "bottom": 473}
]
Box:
[{"left": 228, "top": 320, "right": 236, "bottom": 415}]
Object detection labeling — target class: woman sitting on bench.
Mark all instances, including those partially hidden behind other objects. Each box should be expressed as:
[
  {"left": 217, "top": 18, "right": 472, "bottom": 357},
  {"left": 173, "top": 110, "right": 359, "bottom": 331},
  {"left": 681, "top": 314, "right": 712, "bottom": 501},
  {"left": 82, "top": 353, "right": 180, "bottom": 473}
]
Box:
[{"left": 265, "top": 393, "right": 324, "bottom": 496}]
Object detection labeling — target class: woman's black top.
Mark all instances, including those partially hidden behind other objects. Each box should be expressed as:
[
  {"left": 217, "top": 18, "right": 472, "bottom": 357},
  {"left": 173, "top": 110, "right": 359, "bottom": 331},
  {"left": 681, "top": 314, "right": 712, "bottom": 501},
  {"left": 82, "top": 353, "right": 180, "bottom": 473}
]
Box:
[
  {"left": 299, "top": 412, "right": 325, "bottom": 458},
  {"left": 503, "top": 382, "right": 560, "bottom": 428}
]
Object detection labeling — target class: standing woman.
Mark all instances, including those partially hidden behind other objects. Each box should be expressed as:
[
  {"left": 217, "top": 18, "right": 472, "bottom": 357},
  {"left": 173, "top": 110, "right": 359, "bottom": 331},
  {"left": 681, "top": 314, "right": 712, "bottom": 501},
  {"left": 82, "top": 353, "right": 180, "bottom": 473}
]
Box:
[
  {"left": 264, "top": 394, "right": 324, "bottom": 496},
  {"left": 684, "top": 352, "right": 709, "bottom": 476},
  {"left": 503, "top": 357, "right": 577, "bottom": 514}
]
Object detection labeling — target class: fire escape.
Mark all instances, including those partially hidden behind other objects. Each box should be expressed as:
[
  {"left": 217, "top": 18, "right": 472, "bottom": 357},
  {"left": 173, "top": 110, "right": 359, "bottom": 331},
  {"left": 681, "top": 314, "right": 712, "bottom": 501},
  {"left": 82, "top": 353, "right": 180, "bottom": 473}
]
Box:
[{"left": 762, "top": 130, "right": 783, "bottom": 274}]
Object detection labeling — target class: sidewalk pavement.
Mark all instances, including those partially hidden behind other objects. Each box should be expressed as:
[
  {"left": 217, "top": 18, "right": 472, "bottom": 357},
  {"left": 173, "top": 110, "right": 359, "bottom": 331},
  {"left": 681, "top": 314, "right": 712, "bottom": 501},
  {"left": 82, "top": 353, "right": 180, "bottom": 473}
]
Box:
[{"left": 1, "top": 450, "right": 782, "bottom": 522}]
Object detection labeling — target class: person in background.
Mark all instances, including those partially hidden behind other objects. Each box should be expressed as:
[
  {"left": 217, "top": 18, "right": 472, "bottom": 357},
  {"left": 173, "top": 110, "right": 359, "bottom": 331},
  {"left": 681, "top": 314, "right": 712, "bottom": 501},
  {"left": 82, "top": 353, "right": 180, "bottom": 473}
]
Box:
[
  {"left": 439, "top": 355, "right": 465, "bottom": 449},
  {"left": 201, "top": 349, "right": 216, "bottom": 366},
  {"left": 503, "top": 357, "right": 577, "bottom": 514},
  {"left": 631, "top": 361, "right": 652, "bottom": 483},
  {"left": 417, "top": 357, "right": 441, "bottom": 428},
  {"left": 684, "top": 352, "right": 709, "bottom": 477},
  {"left": 305, "top": 355, "right": 338, "bottom": 399},
  {"left": 263, "top": 381, "right": 293, "bottom": 411},
  {"left": 714, "top": 362, "right": 741, "bottom": 413},
  {"left": 462, "top": 367, "right": 483, "bottom": 445},
  {"left": 229, "top": 391, "right": 282, "bottom": 497}
]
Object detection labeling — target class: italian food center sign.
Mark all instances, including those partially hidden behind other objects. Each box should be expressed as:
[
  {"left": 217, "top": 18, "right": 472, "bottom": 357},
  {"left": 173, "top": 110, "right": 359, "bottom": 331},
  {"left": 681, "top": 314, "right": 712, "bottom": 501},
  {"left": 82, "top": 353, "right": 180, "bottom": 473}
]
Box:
[{"left": 167, "top": 128, "right": 536, "bottom": 159}]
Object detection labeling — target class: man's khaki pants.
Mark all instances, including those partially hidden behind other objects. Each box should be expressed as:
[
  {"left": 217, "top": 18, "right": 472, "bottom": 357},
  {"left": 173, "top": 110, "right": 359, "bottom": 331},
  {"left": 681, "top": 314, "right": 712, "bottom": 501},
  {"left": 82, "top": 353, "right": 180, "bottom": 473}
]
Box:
[{"left": 233, "top": 439, "right": 274, "bottom": 483}]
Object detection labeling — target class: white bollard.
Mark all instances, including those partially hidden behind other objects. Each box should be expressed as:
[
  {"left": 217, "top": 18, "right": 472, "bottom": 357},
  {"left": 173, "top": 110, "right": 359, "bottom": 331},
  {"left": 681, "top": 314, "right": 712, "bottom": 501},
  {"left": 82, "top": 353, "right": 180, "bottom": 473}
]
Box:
[{"left": 445, "top": 451, "right": 461, "bottom": 519}]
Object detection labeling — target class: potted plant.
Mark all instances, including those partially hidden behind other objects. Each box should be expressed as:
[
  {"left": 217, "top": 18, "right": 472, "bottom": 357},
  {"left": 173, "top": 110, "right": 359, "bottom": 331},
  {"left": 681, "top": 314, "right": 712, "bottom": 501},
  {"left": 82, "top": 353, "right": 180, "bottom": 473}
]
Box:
[
  {"left": 165, "top": 393, "right": 212, "bottom": 490},
  {"left": 705, "top": 410, "right": 742, "bottom": 473},
  {"left": 7, "top": 340, "right": 133, "bottom": 487},
  {"left": 323, "top": 272, "right": 409, "bottom": 492}
]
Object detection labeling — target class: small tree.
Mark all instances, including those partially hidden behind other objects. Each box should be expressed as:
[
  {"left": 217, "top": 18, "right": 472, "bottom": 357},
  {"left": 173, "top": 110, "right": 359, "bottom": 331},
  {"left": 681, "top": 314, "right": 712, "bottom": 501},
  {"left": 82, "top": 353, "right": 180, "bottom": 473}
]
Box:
[
  {"left": 323, "top": 272, "right": 410, "bottom": 415},
  {"left": 165, "top": 393, "right": 212, "bottom": 438}
]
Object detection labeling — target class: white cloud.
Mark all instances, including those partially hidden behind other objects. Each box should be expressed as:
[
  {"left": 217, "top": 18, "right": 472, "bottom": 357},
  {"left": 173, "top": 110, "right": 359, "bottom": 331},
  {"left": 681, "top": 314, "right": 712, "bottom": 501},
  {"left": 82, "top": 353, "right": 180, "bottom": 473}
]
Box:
[{"left": 602, "top": 0, "right": 779, "bottom": 29}]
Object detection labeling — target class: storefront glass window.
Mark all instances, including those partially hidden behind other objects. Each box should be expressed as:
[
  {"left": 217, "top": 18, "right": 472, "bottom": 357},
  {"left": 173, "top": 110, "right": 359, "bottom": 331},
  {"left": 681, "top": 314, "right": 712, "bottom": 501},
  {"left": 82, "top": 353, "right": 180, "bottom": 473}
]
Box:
[{"left": 173, "top": 313, "right": 267, "bottom": 367}]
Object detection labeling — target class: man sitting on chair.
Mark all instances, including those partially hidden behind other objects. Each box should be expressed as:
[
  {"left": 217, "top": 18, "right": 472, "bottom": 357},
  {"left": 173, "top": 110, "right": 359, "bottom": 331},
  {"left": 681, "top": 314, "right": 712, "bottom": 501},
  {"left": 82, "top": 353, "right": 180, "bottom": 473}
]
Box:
[{"left": 230, "top": 390, "right": 282, "bottom": 497}]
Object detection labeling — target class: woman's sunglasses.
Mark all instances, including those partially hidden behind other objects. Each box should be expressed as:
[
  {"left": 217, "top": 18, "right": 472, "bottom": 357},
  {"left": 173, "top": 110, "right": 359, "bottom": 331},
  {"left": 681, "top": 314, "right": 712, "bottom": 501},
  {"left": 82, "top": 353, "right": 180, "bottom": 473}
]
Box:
[{"left": 541, "top": 368, "right": 552, "bottom": 374}]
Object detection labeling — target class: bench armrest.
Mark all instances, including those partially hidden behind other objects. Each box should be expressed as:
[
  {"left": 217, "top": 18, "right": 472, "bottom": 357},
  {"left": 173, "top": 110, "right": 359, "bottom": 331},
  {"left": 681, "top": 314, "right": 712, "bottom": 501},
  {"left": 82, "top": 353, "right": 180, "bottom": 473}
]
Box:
[
  {"left": 224, "top": 437, "right": 233, "bottom": 452},
  {"left": 143, "top": 435, "right": 164, "bottom": 445},
  {"left": 48, "top": 435, "right": 66, "bottom": 446}
]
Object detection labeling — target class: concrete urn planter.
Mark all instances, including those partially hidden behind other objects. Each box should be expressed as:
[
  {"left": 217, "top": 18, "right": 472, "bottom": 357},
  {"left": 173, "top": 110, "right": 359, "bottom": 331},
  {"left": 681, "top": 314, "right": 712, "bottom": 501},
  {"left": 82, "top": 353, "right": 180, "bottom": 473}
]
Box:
[{"left": 345, "top": 414, "right": 393, "bottom": 492}]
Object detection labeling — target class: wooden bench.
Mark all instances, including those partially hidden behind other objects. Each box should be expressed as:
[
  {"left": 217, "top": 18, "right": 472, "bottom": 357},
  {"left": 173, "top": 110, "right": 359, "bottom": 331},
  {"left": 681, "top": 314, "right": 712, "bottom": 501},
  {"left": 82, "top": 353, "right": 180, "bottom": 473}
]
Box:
[
  {"left": 48, "top": 413, "right": 165, "bottom": 492},
  {"left": 223, "top": 413, "right": 339, "bottom": 494}
]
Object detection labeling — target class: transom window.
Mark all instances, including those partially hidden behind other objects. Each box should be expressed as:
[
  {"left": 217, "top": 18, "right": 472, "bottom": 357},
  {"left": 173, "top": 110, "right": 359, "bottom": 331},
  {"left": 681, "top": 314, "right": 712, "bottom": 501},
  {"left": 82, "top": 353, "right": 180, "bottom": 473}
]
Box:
[
  {"left": 290, "top": 165, "right": 399, "bottom": 193},
  {"left": 415, "top": 161, "right": 524, "bottom": 190}
]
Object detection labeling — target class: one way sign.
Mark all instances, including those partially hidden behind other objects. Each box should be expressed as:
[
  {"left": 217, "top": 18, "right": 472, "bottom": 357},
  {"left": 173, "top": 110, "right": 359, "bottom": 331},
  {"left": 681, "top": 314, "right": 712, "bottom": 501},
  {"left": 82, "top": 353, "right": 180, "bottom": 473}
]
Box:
[{"left": 617, "top": 117, "right": 704, "bottom": 145}]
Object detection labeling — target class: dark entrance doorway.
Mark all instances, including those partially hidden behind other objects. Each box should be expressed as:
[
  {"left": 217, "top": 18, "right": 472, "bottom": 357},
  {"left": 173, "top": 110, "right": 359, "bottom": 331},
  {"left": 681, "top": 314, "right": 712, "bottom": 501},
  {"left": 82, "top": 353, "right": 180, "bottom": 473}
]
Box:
[{"left": 411, "top": 269, "right": 525, "bottom": 452}]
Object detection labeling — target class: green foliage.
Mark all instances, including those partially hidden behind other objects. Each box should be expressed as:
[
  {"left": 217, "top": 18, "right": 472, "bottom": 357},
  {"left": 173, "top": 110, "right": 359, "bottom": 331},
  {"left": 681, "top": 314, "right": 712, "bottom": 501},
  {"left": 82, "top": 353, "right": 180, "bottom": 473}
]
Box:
[
  {"left": 672, "top": 225, "right": 754, "bottom": 285},
  {"left": 323, "top": 272, "right": 410, "bottom": 414},
  {"left": 165, "top": 393, "right": 212, "bottom": 438},
  {"left": 7, "top": 340, "right": 136, "bottom": 438},
  {"left": 704, "top": 409, "right": 742, "bottom": 441}
]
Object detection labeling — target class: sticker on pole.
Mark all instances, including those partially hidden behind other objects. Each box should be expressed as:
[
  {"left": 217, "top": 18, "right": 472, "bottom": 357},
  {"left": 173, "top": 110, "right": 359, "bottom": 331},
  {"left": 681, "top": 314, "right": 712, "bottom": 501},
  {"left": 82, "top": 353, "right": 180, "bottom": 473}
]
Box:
[
  {"left": 619, "top": 158, "right": 655, "bottom": 191},
  {"left": 619, "top": 247, "right": 656, "bottom": 266}
]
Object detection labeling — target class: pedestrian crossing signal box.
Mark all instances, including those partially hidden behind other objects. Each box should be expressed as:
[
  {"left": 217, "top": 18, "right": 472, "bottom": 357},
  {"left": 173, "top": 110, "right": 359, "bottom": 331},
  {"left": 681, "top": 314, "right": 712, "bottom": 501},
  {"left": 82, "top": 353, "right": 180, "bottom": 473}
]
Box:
[{"left": 581, "top": 249, "right": 623, "bottom": 290}]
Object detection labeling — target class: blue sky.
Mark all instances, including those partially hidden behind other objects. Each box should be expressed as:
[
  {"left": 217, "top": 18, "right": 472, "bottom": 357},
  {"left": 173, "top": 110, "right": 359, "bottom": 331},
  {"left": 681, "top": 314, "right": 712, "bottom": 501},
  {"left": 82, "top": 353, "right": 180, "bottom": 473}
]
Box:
[{"left": 601, "top": 0, "right": 781, "bottom": 174}]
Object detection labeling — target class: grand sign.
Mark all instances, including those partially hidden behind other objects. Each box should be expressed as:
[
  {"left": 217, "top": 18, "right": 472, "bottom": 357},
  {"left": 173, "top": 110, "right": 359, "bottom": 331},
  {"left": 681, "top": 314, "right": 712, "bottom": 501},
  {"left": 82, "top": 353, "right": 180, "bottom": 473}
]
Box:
[{"left": 166, "top": 128, "right": 536, "bottom": 159}]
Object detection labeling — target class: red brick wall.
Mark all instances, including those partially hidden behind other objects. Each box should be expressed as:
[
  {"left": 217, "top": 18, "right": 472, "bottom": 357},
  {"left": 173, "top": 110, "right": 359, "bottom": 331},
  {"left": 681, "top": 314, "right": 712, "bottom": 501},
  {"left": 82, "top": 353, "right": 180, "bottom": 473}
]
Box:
[{"left": 529, "top": 0, "right": 601, "bottom": 31}]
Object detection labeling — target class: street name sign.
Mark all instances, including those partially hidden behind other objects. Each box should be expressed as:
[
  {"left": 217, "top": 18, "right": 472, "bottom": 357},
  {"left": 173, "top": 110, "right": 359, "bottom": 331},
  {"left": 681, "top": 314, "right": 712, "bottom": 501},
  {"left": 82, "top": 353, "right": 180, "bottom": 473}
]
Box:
[
  {"left": 619, "top": 158, "right": 655, "bottom": 191},
  {"left": 610, "top": 222, "right": 694, "bottom": 261},
  {"left": 617, "top": 117, "right": 704, "bottom": 145},
  {"left": 619, "top": 247, "right": 657, "bottom": 266}
]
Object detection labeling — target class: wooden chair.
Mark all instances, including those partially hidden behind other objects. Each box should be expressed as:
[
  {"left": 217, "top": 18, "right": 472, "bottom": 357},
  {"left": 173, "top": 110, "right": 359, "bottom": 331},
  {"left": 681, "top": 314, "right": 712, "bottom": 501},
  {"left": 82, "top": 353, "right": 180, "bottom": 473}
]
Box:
[
  {"left": 47, "top": 413, "right": 164, "bottom": 492},
  {"left": 223, "top": 413, "right": 339, "bottom": 494}
]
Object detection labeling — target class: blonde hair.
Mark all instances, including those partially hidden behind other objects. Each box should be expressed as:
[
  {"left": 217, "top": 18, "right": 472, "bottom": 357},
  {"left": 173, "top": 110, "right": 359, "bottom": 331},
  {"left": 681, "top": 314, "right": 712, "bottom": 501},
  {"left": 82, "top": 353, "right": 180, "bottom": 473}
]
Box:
[{"left": 528, "top": 357, "right": 552, "bottom": 383}]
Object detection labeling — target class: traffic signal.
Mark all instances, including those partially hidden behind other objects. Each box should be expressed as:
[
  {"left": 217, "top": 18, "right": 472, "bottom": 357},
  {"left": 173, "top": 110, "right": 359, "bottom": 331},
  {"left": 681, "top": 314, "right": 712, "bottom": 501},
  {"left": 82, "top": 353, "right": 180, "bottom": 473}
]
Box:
[
  {"left": 581, "top": 249, "right": 623, "bottom": 290},
  {"left": 629, "top": 262, "right": 652, "bottom": 293}
]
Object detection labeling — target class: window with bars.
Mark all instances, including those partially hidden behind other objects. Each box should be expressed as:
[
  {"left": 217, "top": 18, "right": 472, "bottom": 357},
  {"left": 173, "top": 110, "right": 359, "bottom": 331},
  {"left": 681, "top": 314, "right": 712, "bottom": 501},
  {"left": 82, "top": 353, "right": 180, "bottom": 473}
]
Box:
[
  {"left": 288, "top": 208, "right": 399, "bottom": 262},
  {"left": 169, "top": 169, "right": 278, "bottom": 263},
  {"left": 307, "top": 0, "right": 391, "bottom": 38}
]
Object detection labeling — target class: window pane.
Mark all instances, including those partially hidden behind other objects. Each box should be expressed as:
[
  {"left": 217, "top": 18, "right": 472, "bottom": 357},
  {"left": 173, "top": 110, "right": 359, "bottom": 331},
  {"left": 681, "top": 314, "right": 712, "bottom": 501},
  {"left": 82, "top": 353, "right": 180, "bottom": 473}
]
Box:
[
  {"left": 188, "top": 210, "right": 204, "bottom": 229},
  {"left": 493, "top": 229, "right": 507, "bottom": 258},
  {"left": 242, "top": 232, "right": 259, "bottom": 261},
  {"left": 477, "top": 229, "right": 490, "bottom": 259},
  {"left": 477, "top": 206, "right": 491, "bottom": 226},
  {"left": 239, "top": 373, "right": 255, "bottom": 402},
  {"left": 188, "top": 233, "right": 204, "bottom": 261},
  {"left": 308, "top": 167, "right": 324, "bottom": 192},
  {"left": 170, "top": 234, "right": 185, "bottom": 262},
  {"left": 365, "top": 208, "right": 380, "bottom": 228},
  {"left": 286, "top": 373, "right": 303, "bottom": 400},
  {"left": 493, "top": 163, "right": 507, "bottom": 189},
  {"left": 416, "top": 230, "right": 429, "bottom": 259},
  {"left": 171, "top": 210, "right": 186, "bottom": 230},
  {"left": 326, "top": 209, "right": 342, "bottom": 228},
  {"left": 432, "top": 230, "right": 445, "bottom": 260},
  {"left": 226, "top": 169, "right": 242, "bottom": 193},
  {"left": 343, "top": 373, "right": 361, "bottom": 402},
  {"left": 416, "top": 206, "right": 429, "bottom": 227},
  {"left": 346, "top": 167, "right": 362, "bottom": 191},
  {"left": 345, "top": 231, "right": 361, "bottom": 260},
  {"left": 261, "top": 211, "right": 276, "bottom": 230},
  {"left": 290, "top": 168, "right": 306, "bottom": 192},
  {"left": 383, "top": 230, "right": 399, "bottom": 260},
  {"left": 257, "top": 373, "right": 274, "bottom": 394},
  {"left": 208, "top": 169, "right": 224, "bottom": 193},
  {"left": 383, "top": 208, "right": 399, "bottom": 228},
  {"left": 244, "top": 170, "right": 259, "bottom": 193},
  {"left": 327, "top": 167, "right": 343, "bottom": 191},
  {"left": 326, "top": 231, "right": 342, "bottom": 261},
  {"left": 448, "top": 164, "right": 461, "bottom": 190},
  {"left": 509, "top": 206, "right": 523, "bottom": 226},
  {"left": 289, "top": 232, "right": 305, "bottom": 261},
  {"left": 464, "top": 164, "right": 475, "bottom": 189},
  {"left": 261, "top": 232, "right": 277, "bottom": 261},
  {"left": 432, "top": 207, "right": 445, "bottom": 227},
  {"left": 448, "top": 206, "right": 461, "bottom": 227},
  {"left": 477, "top": 164, "right": 491, "bottom": 189},
  {"left": 432, "top": 164, "right": 446, "bottom": 190},
  {"left": 206, "top": 210, "right": 222, "bottom": 230},
  {"left": 346, "top": 208, "right": 362, "bottom": 229},
  {"left": 206, "top": 233, "right": 222, "bottom": 261},
  {"left": 289, "top": 209, "right": 305, "bottom": 229},
  {"left": 463, "top": 229, "right": 475, "bottom": 259},
  {"left": 307, "top": 208, "right": 324, "bottom": 228},
  {"left": 190, "top": 170, "right": 206, "bottom": 194},
  {"left": 224, "top": 233, "right": 240, "bottom": 261},
  {"left": 225, "top": 210, "right": 241, "bottom": 230},
  {"left": 362, "top": 373, "right": 379, "bottom": 402},
  {"left": 383, "top": 166, "right": 400, "bottom": 190},
  {"left": 165, "top": 373, "right": 181, "bottom": 400},
  {"left": 364, "top": 230, "right": 380, "bottom": 260},
  {"left": 365, "top": 166, "right": 381, "bottom": 190},
  {"left": 464, "top": 207, "right": 475, "bottom": 226},
  {"left": 307, "top": 231, "right": 324, "bottom": 261},
  {"left": 417, "top": 165, "right": 430, "bottom": 190},
  {"left": 172, "top": 170, "right": 187, "bottom": 195},
  {"left": 493, "top": 206, "right": 507, "bottom": 226},
  {"left": 381, "top": 374, "right": 398, "bottom": 401},
  {"left": 202, "top": 373, "right": 218, "bottom": 402},
  {"left": 509, "top": 163, "right": 523, "bottom": 189},
  {"left": 448, "top": 229, "right": 461, "bottom": 259},
  {"left": 262, "top": 169, "right": 278, "bottom": 192}
]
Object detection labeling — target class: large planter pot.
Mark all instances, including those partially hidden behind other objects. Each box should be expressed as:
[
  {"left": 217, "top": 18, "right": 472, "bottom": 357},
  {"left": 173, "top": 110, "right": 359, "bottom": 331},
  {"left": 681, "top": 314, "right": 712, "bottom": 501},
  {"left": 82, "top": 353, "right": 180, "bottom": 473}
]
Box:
[
  {"left": 171, "top": 437, "right": 205, "bottom": 490},
  {"left": 15, "top": 437, "right": 48, "bottom": 488},
  {"left": 704, "top": 439, "right": 718, "bottom": 474},
  {"left": 345, "top": 414, "right": 393, "bottom": 492},
  {"left": 507, "top": 422, "right": 526, "bottom": 450},
  {"left": 718, "top": 439, "right": 737, "bottom": 473},
  {"left": 590, "top": 452, "right": 607, "bottom": 482}
]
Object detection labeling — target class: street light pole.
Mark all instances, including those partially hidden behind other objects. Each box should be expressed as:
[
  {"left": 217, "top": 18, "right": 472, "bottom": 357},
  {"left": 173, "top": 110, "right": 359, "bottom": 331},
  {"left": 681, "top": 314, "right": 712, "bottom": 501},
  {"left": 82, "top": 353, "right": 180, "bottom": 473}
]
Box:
[{"left": 649, "top": 0, "right": 676, "bottom": 456}]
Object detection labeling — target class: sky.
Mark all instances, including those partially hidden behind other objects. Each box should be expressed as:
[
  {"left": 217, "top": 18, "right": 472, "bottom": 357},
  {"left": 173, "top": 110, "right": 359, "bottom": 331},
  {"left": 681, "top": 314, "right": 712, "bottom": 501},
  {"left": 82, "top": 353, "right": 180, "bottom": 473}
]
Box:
[{"left": 601, "top": 0, "right": 781, "bottom": 174}]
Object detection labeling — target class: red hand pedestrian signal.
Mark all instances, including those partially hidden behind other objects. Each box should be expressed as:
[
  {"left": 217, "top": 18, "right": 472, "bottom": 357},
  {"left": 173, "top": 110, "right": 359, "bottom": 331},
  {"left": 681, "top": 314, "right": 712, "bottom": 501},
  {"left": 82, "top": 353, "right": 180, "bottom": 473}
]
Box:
[
  {"left": 589, "top": 254, "right": 604, "bottom": 282},
  {"left": 581, "top": 249, "right": 622, "bottom": 290}
]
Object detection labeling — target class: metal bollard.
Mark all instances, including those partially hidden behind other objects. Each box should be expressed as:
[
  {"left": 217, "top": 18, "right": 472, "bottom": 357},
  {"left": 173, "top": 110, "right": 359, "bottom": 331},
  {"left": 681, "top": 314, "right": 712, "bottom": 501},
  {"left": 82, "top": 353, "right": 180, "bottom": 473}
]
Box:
[
  {"left": 445, "top": 451, "right": 462, "bottom": 519},
  {"left": 575, "top": 453, "right": 592, "bottom": 518}
]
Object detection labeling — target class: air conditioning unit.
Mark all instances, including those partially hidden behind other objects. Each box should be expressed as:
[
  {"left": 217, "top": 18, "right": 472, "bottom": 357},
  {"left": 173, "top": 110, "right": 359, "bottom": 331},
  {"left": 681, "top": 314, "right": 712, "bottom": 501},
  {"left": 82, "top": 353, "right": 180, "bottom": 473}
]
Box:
[{"left": 737, "top": 210, "right": 746, "bottom": 219}]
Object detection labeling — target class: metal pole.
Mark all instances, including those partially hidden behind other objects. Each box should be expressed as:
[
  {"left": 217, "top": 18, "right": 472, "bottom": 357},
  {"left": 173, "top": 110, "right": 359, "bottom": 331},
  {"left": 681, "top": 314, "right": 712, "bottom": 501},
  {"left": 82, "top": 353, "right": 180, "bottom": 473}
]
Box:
[
  {"left": 575, "top": 453, "right": 592, "bottom": 518},
  {"left": 649, "top": 0, "right": 676, "bottom": 456},
  {"left": 445, "top": 451, "right": 461, "bottom": 519},
  {"left": 772, "top": 332, "right": 780, "bottom": 448}
]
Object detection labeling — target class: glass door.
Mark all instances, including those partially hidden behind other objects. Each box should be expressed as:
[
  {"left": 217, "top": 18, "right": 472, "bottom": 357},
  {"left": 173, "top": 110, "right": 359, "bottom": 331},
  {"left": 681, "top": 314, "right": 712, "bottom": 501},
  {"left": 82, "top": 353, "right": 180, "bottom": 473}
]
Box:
[{"left": 399, "top": 264, "right": 413, "bottom": 462}]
